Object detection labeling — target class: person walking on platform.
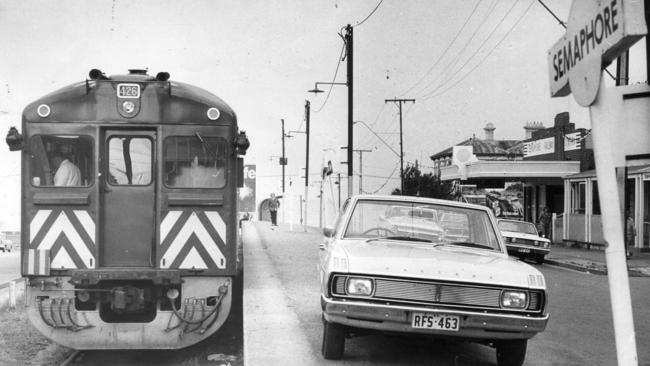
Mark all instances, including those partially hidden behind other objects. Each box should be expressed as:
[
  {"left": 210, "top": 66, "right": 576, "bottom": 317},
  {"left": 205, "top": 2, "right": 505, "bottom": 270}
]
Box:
[{"left": 269, "top": 193, "right": 280, "bottom": 226}]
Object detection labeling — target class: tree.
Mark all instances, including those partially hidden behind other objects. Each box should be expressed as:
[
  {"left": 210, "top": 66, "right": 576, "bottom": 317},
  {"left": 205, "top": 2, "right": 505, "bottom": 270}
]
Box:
[{"left": 391, "top": 165, "right": 457, "bottom": 200}]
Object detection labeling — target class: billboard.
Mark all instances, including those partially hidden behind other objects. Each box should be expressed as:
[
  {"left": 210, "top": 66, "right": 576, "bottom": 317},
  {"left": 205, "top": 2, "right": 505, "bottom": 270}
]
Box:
[
  {"left": 460, "top": 182, "right": 523, "bottom": 220},
  {"left": 239, "top": 164, "right": 256, "bottom": 213}
]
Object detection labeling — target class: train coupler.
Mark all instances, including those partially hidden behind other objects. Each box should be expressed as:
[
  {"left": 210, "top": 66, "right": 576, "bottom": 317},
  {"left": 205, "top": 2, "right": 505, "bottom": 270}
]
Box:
[
  {"left": 37, "top": 297, "right": 93, "bottom": 332},
  {"left": 164, "top": 281, "right": 229, "bottom": 338}
]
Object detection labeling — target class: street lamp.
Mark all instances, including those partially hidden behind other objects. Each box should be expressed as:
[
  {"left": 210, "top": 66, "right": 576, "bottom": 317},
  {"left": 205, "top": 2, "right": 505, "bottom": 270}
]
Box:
[{"left": 308, "top": 23, "right": 354, "bottom": 198}]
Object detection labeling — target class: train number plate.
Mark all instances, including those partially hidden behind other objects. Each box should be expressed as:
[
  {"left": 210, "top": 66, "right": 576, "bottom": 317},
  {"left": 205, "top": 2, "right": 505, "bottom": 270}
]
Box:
[
  {"left": 411, "top": 313, "right": 459, "bottom": 331},
  {"left": 117, "top": 83, "right": 140, "bottom": 98}
]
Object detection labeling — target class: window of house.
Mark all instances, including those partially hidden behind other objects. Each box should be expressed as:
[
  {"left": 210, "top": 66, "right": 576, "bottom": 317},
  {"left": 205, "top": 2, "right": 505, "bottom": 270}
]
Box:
[{"left": 570, "top": 181, "right": 586, "bottom": 214}]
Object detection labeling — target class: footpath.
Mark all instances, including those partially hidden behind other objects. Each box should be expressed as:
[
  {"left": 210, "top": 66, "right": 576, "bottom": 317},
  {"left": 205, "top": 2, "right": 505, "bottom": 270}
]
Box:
[{"left": 546, "top": 243, "right": 650, "bottom": 277}]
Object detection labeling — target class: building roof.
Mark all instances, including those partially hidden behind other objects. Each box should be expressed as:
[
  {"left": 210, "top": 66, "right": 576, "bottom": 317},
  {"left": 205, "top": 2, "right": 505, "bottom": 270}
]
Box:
[{"left": 430, "top": 137, "right": 524, "bottom": 160}]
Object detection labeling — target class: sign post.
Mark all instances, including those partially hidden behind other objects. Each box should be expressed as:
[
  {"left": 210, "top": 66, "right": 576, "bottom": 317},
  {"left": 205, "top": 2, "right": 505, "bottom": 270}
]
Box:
[{"left": 548, "top": 1, "right": 646, "bottom": 364}]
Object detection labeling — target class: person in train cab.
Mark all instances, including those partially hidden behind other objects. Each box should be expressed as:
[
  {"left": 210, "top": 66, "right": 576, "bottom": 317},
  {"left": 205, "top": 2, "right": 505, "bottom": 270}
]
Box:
[{"left": 51, "top": 152, "right": 81, "bottom": 186}]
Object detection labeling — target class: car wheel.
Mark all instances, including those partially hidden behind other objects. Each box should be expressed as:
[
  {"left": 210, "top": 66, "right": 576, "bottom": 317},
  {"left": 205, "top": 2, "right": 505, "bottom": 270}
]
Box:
[
  {"left": 322, "top": 318, "right": 346, "bottom": 360},
  {"left": 496, "top": 339, "right": 527, "bottom": 366},
  {"left": 535, "top": 256, "right": 544, "bottom": 264}
]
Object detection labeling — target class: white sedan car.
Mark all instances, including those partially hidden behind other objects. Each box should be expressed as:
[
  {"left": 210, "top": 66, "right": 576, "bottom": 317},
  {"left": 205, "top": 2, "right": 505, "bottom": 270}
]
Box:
[
  {"left": 319, "top": 195, "right": 549, "bottom": 366},
  {"left": 497, "top": 219, "right": 551, "bottom": 264}
]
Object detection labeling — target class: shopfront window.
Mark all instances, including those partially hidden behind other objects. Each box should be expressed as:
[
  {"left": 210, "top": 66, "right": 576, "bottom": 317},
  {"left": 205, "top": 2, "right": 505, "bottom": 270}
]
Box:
[
  {"left": 164, "top": 136, "right": 227, "bottom": 188},
  {"left": 29, "top": 135, "right": 93, "bottom": 187}
]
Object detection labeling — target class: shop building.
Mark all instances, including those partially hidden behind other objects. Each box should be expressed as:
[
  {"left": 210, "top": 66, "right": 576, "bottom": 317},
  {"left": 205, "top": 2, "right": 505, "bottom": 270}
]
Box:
[{"left": 430, "top": 113, "right": 592, "bottom": 238}]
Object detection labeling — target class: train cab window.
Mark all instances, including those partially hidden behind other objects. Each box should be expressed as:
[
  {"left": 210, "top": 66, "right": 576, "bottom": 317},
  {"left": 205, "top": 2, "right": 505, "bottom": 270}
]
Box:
[
  {"left": 164, "top": 136, "right": 226, "bottom": 188},
  {"left": 107, "top": 137, "right": 152, "bottom": 185},
  {"left": 28, "top": 135, "right": 94, "bottom": 187}
]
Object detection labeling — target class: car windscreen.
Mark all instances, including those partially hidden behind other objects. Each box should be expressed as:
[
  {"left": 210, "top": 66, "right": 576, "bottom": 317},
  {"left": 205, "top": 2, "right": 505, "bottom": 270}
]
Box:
[
  {"left": 343, "top": 199, "right": 501, "bottom": 250},
  {"left": 497, "top": 220, "right": 537, "bottom": 235}
]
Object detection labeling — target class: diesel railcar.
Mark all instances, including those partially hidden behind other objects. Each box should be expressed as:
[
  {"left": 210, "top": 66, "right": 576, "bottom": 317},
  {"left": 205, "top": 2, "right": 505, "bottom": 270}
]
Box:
[{"left": 5, "top": 68, "right": 249, "bottom": 349}]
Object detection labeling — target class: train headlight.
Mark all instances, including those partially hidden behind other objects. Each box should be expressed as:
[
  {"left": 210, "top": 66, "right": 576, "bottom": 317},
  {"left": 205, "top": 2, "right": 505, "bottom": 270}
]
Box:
[
  {"left": 501, "top": 291, "right": 527, "bottom": 309},
  {"left": 346, "top": 277, "right": 373, "bottom": 296}
]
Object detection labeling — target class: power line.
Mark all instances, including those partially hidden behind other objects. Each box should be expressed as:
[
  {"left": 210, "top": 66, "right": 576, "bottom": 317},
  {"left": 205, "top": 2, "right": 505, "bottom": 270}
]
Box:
[
  {"left": 421, "top": 0, "right": 535, "bottom": 101},
  {"left": 419, "top": 0, "right": 519, "bottom": 99},
  {"left": 354, "top": 0, "right": 384, "bottom": 28},
  {"left": 314, "top": 43, "right": 346, "bottom": 113},
  {"left": 357, "top": 104, "right": 387, "bottom": 148},
  {"left": 413, "top": 0, "right": 500, "bottom": 98},
  {"left": 399, "top": 0, "right": 483, "bottom": 98},
  {"left": 363, "top": 161, "right": 400, "bottom": 194},
  {"left": 536, "top": 0, "right": 565, "bottom": 27}
]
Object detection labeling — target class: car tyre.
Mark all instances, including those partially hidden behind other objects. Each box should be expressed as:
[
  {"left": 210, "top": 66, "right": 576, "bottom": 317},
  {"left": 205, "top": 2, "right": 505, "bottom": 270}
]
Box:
[
  {"left": 322, "top": 318, "right": 345, "bottom": 360},
  {"left": 496, "top": 339, "right": 527, "bottom": 366},
  {"left": 535, "top": 256, "right": 544, "bottom": 264}
]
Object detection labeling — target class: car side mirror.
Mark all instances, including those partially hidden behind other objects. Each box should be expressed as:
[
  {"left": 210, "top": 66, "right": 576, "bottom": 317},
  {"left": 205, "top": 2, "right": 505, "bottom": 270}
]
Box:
[{"left": 323, "top": 227, "right": 335, "bottom": 238}]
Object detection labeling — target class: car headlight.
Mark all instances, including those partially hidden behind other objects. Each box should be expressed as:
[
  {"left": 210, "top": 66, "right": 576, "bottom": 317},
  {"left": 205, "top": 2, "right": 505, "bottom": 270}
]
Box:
[
  {"left": 501, "top": 291, "right": 527, "bottom": 309},
  {"left": 346, "top": 277, "right": 374, "bottom": 296},
  {"left": 503, "top": 237, "right": 511, "bottom": 243},
  {"left": 543, "top": 241, "right": 550, "bottom": 248}
]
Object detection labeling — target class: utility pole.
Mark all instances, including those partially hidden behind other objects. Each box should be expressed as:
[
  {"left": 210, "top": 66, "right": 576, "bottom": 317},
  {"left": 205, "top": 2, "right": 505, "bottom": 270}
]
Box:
[
  {"left": 304, "top": 101, "right": 311, "bottom": 232},
  {"left": 280, "top": 119, "right": 287, "bottom": 194},
  {"left": 385, "top": 98, "right": 415, "bottom": 193},
  {"left": 345, "top": 24, "right": 354, "bottom": 199},
  {"left": 337, "top": 173, "right": 341, "bottom": 208}
]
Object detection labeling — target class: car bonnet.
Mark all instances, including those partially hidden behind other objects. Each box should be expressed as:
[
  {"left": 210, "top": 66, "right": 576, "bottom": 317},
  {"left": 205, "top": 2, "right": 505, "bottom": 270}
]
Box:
[{"left": 338, "top": 239, "right": 545, "bottom": 289}]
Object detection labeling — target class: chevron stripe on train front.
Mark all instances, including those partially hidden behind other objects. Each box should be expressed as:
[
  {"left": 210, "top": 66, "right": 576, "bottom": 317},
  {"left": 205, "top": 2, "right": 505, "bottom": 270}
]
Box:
[
  {"left": 159, "top": 210, "right": 227, "bottom": 269},
  {"left": 28, "top": 209, "right": 96, "bottom": 270}
]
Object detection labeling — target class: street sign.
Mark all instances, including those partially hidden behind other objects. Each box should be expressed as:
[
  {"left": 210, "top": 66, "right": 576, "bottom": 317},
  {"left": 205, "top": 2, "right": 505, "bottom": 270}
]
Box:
[{"left": 548, "top": 0, "right": 646, "bottom": 106}]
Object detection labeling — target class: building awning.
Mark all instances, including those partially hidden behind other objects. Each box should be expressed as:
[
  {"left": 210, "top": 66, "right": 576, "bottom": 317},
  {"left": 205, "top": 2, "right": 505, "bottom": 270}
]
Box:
[
  {"left": 564, "top": 164, "right": 650, "bottom": 180},
  {"left": 440, "top": 160, "right": 581, "bottom": 181}
]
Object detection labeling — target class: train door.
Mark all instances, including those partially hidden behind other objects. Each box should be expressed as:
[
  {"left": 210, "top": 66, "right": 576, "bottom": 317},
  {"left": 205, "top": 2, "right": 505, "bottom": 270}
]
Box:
[{"left": 101, "top": 129, "right": 156, "bottom": 267}]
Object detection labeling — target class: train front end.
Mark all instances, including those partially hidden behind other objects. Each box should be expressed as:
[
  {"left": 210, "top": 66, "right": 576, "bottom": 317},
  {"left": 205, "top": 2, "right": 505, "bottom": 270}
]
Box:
[{"left": 6, "top": 69, "right": 249, "bottom": 349}]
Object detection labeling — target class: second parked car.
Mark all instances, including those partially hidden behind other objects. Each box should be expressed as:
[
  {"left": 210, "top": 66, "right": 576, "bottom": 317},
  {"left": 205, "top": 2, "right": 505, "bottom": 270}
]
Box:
[{"left": 497, "top": 219, "right": 551, "bottom": 264}]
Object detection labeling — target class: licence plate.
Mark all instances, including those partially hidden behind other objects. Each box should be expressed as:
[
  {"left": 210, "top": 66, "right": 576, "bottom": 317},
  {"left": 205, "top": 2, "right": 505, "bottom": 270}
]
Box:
[
  {"left": 411, "top": 313, "right": 459, "bottom": 331},
  {"left": 518, "top": 248, "right": 531, "bottom": 253}
]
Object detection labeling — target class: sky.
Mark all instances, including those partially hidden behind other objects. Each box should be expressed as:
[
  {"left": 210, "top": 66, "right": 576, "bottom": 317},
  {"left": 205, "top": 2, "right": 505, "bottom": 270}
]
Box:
[{"left": 0, "top": 0, "right": 648, "bottom": 229}]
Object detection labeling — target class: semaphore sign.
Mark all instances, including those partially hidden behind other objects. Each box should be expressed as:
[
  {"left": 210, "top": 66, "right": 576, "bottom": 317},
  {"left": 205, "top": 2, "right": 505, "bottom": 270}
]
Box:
[{"left": 548, "top": 0, "right": 646, "bottom": 106}]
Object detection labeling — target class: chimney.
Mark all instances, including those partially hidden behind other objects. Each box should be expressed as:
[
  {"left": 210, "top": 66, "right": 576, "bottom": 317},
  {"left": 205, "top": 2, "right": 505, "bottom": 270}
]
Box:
[
  {"left": 484, "top": 122, "right": 495, "bottom": 140},
  {"left": 523, "top": 121, "right": 545, "bottom": 139}
]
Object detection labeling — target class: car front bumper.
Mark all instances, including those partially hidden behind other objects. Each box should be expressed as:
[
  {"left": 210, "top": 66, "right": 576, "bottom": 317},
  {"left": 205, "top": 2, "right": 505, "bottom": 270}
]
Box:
[{"left": 321, "top": 295, "right": 549, "bottom": 340}]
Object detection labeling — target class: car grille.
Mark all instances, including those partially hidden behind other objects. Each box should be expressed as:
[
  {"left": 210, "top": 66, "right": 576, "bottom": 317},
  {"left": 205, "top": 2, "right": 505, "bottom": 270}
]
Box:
[
  {"left": 374, "top": 279, "right": 500, "bottom": 307},
  {"left": 331, "top": 275, "right": 544, "bottom": 313}
]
